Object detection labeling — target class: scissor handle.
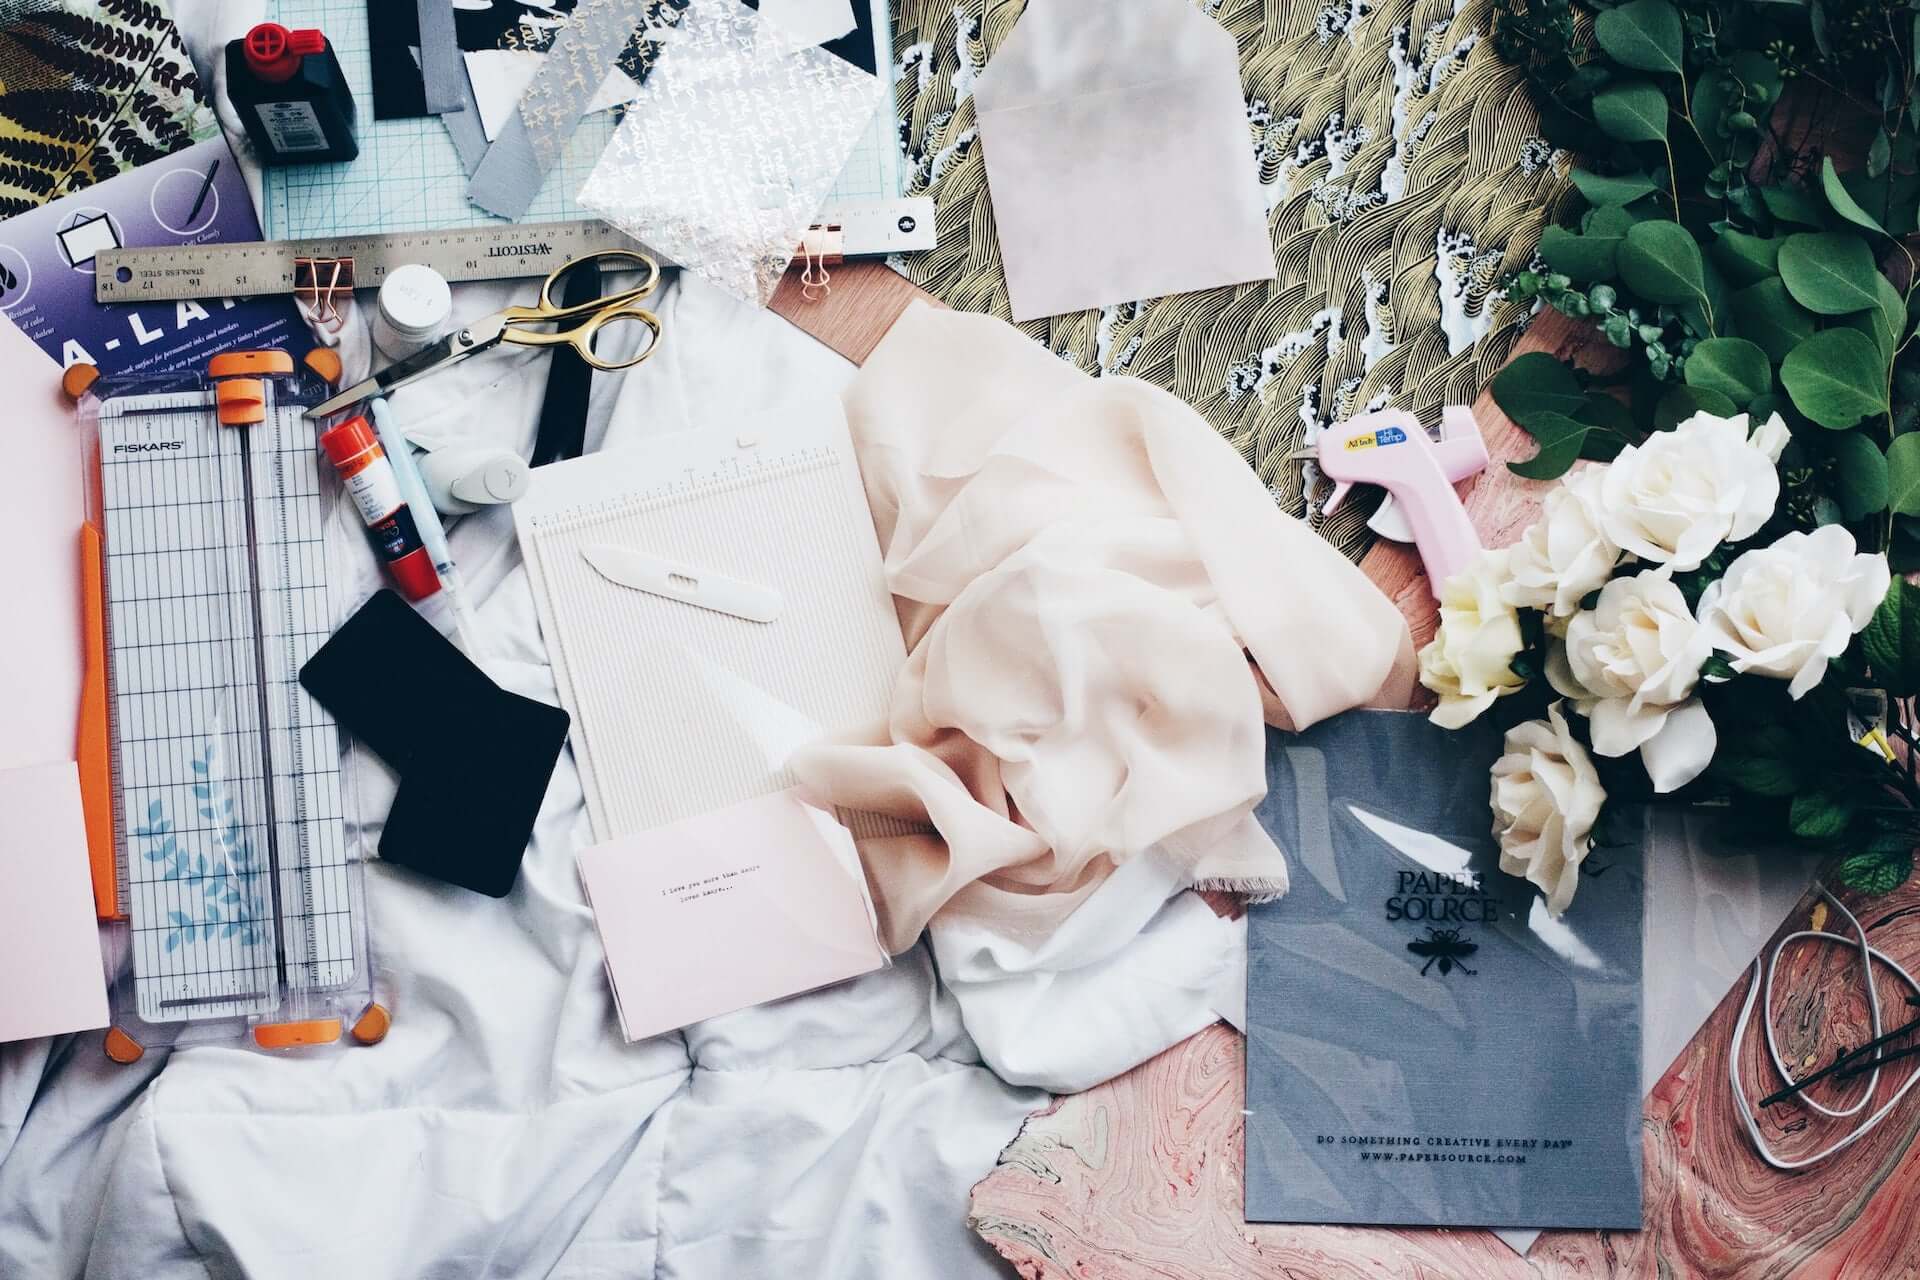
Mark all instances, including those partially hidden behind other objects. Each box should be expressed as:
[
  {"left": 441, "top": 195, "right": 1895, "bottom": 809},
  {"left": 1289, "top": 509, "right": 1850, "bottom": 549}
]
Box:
[
  {"left": 504, "top": 304, "right": 663, "bottom": 371},
  {"left": 537, "top": 249, "right": 660, "bottom": 318}
]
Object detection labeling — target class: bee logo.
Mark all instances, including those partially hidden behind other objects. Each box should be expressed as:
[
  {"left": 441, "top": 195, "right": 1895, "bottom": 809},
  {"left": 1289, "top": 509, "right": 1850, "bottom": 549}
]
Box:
[{"left": 1407, "top": 927, "right": 1478, "bottom": 977}]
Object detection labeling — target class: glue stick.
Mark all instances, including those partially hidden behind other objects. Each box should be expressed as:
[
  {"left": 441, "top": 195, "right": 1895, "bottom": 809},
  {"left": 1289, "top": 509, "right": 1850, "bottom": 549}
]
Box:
[{"left": 320, "top": 416, "right": 441, "bottom": 601}]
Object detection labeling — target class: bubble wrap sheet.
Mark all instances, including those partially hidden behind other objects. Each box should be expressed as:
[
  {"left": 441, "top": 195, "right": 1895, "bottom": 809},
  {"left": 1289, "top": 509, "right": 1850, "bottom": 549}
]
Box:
[{"left": 579, "top": 0, "right": 882, "bottom": 305}]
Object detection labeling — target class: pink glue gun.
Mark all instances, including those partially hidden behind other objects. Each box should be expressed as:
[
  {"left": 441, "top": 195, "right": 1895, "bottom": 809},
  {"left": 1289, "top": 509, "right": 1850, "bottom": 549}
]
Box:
[{"left": 1299, "top": 407, "right": 1489, "bottom": 596}]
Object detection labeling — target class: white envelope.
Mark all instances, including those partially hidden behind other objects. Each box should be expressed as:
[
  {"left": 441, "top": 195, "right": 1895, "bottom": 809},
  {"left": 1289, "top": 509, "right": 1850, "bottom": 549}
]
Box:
[{"left": 974, "top": 0, "right": 1277, "bottom": 322}]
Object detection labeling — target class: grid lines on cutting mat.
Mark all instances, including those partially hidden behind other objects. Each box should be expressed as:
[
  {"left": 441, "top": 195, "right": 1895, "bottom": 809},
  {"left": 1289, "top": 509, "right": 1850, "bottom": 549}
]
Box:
[{"left": 97, "top": 390, "right": 355, "bottom": 1022}]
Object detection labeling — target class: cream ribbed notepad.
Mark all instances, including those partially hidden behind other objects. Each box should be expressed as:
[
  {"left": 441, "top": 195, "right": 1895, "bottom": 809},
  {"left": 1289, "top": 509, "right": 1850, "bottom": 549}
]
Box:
[{"left": 513, "top": 399, "right": 910, "bottom": 842}]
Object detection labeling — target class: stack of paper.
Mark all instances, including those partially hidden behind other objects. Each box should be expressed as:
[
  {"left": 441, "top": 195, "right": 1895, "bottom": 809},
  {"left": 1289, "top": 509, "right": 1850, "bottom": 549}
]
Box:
[{"left": 0, "top": 317, "right": 108, "bottom": 1044}]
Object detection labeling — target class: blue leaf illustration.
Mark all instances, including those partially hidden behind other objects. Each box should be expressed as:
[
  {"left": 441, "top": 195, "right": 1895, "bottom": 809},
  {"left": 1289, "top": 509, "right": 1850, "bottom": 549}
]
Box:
[
  {"left": 191, "top": 783, "right": 210, "bottom": 799},
  {"left": 191, "top": 759, "right": 207, "bottom": 774},
  {"left": 132, "top": 825, "right": 152, "bottom": 838},
  {"left": 198, "top": 807, "right": 214, "bottom": 819},
  {"left": 147, "top": 799, "right": 163, "bottom": 820},
  {"left": 222, "top": 797, "right": 234, "bottom": 814},
  {"left": 165, "top": 932, "right": 180, "bottom": 952},
  {"left": 206, "top": 905, "right": 221, "bottom": 923},
  {"left": 154, "top": 820, "right": 170, "bottom": 833},
  {"left": 195, "top": 854, "right": 208, "bottom": 876},
  {"left": 224, "top": 922, "right": 240, "bottom": 938},
  {"left": 144, "top": 847, "right": 166, "bottom": 861},
  {"left": 167, "top": 910, "right": 189, "bottom": 926}
]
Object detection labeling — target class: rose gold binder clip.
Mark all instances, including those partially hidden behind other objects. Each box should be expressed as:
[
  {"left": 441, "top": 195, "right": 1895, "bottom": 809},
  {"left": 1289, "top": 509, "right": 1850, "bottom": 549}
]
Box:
[
  {"left": 797, "top": 224, "right": 842, "bottom": 302},
  {"left": 293, "top": 256, "right": 355, "bottom": 324}
]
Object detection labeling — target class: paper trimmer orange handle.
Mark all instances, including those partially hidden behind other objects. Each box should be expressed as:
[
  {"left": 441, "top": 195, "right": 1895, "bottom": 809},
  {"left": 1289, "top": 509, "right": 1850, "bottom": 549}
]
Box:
[{"left": 78, "top": 521, "right": 121, "bottom": 920}]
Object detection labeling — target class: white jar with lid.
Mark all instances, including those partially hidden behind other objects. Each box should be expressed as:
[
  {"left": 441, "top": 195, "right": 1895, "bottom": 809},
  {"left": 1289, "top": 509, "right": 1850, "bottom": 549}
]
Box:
[{"left": 370, "top": 263, "right": 453, "bottom": 361}]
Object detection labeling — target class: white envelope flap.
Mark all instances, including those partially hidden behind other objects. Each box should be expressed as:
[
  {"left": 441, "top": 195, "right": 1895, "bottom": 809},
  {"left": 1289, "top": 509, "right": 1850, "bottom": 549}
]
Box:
[{"left": 975, "top": 0, "right": 1240, "bottom": 111}]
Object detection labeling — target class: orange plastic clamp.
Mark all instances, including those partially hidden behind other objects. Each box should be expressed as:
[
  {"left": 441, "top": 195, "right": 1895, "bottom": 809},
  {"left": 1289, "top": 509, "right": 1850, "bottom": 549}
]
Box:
[
  {"left": 351, "top": 1003, "right": 392, "bottom": 1045},
  {"left": 208, "top": 350, "right": 293, "bottom": 378},
  {"left": 303, "top": 347, "right": 343, "bottom": 386},
  {"left": 61, "top": 363, "right": 100, "bottom": 401},
  {"left": 253, "top": 1018, "right": 343, "bottom": 1050},
  {"left": 214, "top": 378, "right": 267, "bottom": 426},
  {"left": 103, "top": 1027, "right": 144, "bottom": 1064}
]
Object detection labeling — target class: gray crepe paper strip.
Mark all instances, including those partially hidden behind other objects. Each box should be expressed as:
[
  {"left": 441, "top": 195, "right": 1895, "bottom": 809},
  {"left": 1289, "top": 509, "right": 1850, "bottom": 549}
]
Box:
[
  {"left": 416, "top": 0, "right": 467, "bottom": 116},
  {"left": 467, "top": 0, "right": 664, "bottom": 219}
]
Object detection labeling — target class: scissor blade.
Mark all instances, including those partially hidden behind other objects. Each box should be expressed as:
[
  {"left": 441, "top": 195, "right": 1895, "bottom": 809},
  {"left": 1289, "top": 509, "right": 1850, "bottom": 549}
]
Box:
[{"left": 305, "top": 334, "right": 464, "bottom": 419}]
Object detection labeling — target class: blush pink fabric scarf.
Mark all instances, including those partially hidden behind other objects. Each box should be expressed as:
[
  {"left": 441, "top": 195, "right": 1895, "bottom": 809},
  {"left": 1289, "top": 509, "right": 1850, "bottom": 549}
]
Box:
[{"left": 789, "top": 305, "right": 1415, "bottom": 954}]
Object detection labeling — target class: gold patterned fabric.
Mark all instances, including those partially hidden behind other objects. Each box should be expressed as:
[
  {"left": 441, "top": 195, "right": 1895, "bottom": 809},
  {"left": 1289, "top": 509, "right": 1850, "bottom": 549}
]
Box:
[{"left": 892, "top": 0, "right": 1571, "bottom": 558}]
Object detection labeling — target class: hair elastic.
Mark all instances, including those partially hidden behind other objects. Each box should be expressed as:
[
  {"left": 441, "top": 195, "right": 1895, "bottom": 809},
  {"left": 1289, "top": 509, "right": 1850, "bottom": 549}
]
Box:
[{"left": 1728, "top": 888, "right": 1920, "bottom": 1170}]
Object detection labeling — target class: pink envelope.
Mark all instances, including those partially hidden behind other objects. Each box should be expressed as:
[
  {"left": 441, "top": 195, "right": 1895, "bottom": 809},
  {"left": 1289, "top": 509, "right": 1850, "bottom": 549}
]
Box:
[
  {"left": 0, "top": 761, "right": 109, "bottom": 1043},
  {"left": 0, "top": 317, "right": 82, "bottom": 772},
  {"left": 577, "top": 788, "right": 889, "bottom": 1042}
]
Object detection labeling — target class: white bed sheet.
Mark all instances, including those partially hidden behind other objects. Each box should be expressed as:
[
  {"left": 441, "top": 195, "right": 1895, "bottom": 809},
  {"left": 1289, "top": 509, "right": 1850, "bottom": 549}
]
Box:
[{"left": 0, "top": 10, "right": 1239, "bottom": 1271}]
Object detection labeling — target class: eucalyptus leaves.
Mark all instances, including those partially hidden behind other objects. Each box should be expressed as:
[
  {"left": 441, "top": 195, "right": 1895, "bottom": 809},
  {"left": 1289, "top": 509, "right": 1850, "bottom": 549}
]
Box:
[{"left": 1493, "top": 0, "right": 1920, "bottom": 569}]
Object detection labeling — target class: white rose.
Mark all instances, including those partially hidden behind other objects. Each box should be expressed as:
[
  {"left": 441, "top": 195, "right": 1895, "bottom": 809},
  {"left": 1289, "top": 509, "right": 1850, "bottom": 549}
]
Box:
[
  {"left": 1598, "top": 411, "right": 1782, "bottom": 570},
  {"left": 1698, "top": 525, "right": 1892, "bottom": 699},
  {"left": 1420, "top": 548, "right": 1526, "bottom": 729},
  {"left": 1745, "top": 411, "right": 1791, "bottom": 463},
  {"left": 1548, "top": 568, "right": 1717, "bottom": 792},
  {"left": 1502, "top": 466, "right": 1622, "bottom": 619},
  {"left": 1491, "top": 702, "right": 1605, "bottom": 916}
]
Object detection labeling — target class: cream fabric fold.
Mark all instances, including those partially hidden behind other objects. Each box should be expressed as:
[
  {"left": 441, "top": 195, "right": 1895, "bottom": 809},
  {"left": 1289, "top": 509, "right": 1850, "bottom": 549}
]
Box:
[{"left": 790, "top": 305, "right": 1414, "bottom": 953}]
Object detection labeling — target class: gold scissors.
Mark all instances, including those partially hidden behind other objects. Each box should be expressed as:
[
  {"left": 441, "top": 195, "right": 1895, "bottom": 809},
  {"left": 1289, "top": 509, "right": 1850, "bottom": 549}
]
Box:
[{"left": 307, "top": 249, "right": 663, "bottom": 419}]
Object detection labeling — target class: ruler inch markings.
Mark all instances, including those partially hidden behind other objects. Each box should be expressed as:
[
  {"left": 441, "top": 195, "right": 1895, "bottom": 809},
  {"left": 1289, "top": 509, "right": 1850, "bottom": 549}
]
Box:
[
  {"left": 94, "top": 220, "right": 639, "bottom": 303},
  {"left": 93, "top": 199, "right": 939, "bottom": 304}
]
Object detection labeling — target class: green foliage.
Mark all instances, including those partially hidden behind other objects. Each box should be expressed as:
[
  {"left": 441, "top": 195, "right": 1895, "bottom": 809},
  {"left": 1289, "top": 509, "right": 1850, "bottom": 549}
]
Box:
[
  {"left": 1592, "top": 0, "right": 1684, "bottom": 74},
  {"left": 1890, "top": 432, "right": 1920, "bottom": 514},
  {"left": 1728, "top": 278, "right": 1814, "bottom": 362},
  {"left": 1593, "top": 81, "right": 1671, "bottom": 142},
  {"left": 1780, "top": 329, "right": 1890, "bottom": 428},
  {"left": 1617, "top": 220, "right": 1708, "bottom": 304},
  {"left": 1863, "top": 576, "right": 1920, "bottom": 693},
  {"left": 1778, "top": 233, "right": 1883, "bottom": 316},
  {"left": 1490, "top": 353, "right": 1638, "bottom": 473},
  {"left": 1823, "top": 157, "right": 1890, "bottom": 238},
  {"left": 1828, "top": 432, "right": 1891, "bottom": 520},
  {"left": 1684, "top": 336, "right": 1771, "bottom": 405},
  {"left": 1492, "top": 0, "right": 1919, "bottom": 562},
  {"left": 1834, "top": 850, "right": 1914, "bottom": 895}
]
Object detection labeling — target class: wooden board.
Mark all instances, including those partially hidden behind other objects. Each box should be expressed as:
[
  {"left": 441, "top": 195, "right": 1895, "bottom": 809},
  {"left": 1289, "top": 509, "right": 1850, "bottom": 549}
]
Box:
[{"left": 769, "top": 260, "right": 946, "bottom": 365}]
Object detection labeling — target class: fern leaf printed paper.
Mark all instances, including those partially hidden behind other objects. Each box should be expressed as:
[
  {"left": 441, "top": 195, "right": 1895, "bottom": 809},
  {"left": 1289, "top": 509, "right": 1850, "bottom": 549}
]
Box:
[{"left": 0, "top": 0, "right": 213, "bottom": 216}]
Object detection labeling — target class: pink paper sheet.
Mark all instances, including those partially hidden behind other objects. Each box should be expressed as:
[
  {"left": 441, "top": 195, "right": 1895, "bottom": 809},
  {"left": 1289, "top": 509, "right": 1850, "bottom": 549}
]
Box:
[
  {"left": 577, "top": 788, "right": 888, "bottom": 1042},
  {"left": 0, "top": 317, "right": 82, "bottom": 772},
  {"left": 0, "top": 761, "right": 109, "bottom": 1043}
]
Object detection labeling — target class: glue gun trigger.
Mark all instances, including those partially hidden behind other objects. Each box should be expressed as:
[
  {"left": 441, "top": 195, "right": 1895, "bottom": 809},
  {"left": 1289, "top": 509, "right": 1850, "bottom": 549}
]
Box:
[{"left": 1321, "top": 479, "right": 1355, "bottom": 517}]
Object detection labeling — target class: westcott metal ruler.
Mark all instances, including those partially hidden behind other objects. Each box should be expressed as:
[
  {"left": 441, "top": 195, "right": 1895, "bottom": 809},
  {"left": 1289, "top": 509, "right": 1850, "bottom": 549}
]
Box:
[
  {"left": 93, "top": 201, "right": 938, "bottom": 304},
  {"left": 94, "top": 220, "right": 637, "bottom": 304}
]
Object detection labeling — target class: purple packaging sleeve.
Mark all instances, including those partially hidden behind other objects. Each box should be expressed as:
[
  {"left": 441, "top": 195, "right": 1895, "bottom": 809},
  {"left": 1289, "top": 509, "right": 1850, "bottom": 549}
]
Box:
[{"left": 0, "top": 137, "right": 311, "bottom": 377}]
